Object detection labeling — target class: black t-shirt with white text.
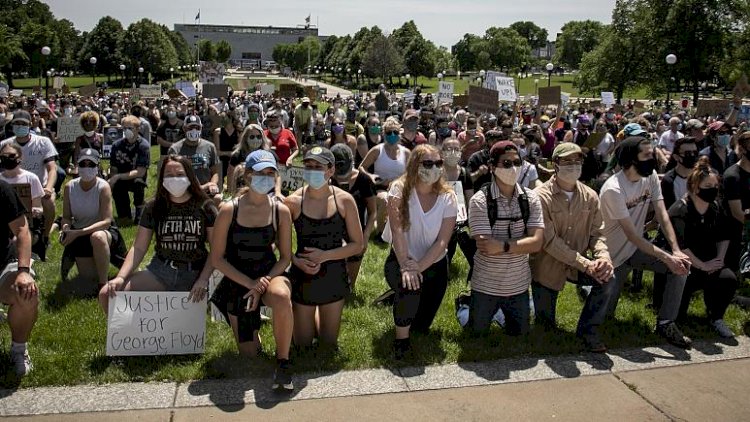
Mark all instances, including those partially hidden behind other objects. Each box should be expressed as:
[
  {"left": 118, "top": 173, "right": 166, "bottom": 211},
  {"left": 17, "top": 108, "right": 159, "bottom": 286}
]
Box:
[{"left": 138, "top": 199, "right": 217, "bottom": 263}]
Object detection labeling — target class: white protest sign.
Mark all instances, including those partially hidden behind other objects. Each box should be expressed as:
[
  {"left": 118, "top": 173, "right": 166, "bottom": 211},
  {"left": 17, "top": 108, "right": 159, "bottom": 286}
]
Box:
[
  {"left": 279, "top": 165, "right": 304, "bottom": 192},
  {"left": 9, "top": 89, "right": 23, "bottom": 97},
  {"left": 448, "top": 181, "right": 467, "bottom": 223},
  {"left": 601, "top": 92, "right": 615, "bottom": 106},
  {"left": 139, "top": 84, "right": 161, "bottom": 98},
  {"left": 437, "top": 82, "right": 454, "bottom": 105},
  {"left": 106, "top": 291, "right": 206, "bottom": 356},
  {"left": 403, "top": 90, "right": 415, "bottom": 105},
  {"left": 494, "top": 77, "right": 517, "bottom": 102},
  {"left": 176, "top": 81, "right": 196, "bottom": 98},
  {"left": 561, "top": 92, "right": 570, "bottom": 108},
  {"left": 53, "top": 76, "right": 65, "bottom": 89},
  {"left": 259, "top": 83, "right": 275, "bottom": 96},
  {"left": 57, "top": 116, "right": 84, "bottom": 143},
  {"left": 0, "top": 83, "right": 8, "bottom": 98}
]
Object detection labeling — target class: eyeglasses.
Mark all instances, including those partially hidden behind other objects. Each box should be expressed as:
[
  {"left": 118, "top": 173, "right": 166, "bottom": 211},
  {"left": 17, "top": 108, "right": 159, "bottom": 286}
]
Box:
[
  {"left": 384, "top": 130, "right": 399, "bottom": 136},
  {"left": 442, "top": 148, "right": 460, "bottom": 154},
  {"left": 78, "top": 161, "right": 97, "bottom": 168},
  {"left": 246, "top": 135, "right": 262, "bottom": 141},
  {"left": 498, "top": 159, "right": 523, "bottom": 168},
  {"left": 420, "top": 159, "right": 444, "bottom": 169}
]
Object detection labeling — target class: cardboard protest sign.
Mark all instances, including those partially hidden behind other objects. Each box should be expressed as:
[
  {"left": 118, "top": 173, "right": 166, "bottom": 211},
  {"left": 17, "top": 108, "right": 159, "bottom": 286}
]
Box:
[
  {"left": 79, "top": 83, "right": 97, "bottom": 97},
  {"left": 448, "top": 181, "right": 467, "bottom": 223},
  {"left": 139, "top": 84, "right": 161, "bottom": 98},
  {"left": 601, "top": 92, "right": 615, "bottom": 106},
  {"left": 9, "top": 89, "right": 22, "bottom": 98},
  {"left": 166, "top": 89, "right": 186, "bottom": 100},
  {"left": 53, "top": 77, "right": 65, "bottom": 89},
  {"left": 198, "top": 61, "right": 225, "bottom": 84},
  {"left": 202, "top": 84, "right": 228, "bottom": 99},
  {"left": 453, "top": 95, "right": 469, "bottom": 108},
  {"left": 494, "top": 77, "right": 517, "bottom": 102},
  {"left": 106, "top": 292, "right": 206, "bottom": 356},
  {"left": 278, "top": 84, "right": 297, "bottom": 99},
  {"left": 696, "top": 99, "right": 732, "bottom": 117},
  {"left": 538, "top": 86, "right": 561, "bottom": 106},
  {"left": 304, "top": 86, "right": 318, "bottom": 102},
  {"left": 582, "top": 131, "right": 605, "bottom": 150},
  {"left": 279, "top": 165, "right": 304, "bottom": 192},
  {"left": 10, "top": 184, "right": 32, "bottom": 220},
  {"left": 468, "top": 85, "right": 499, "bottom": 114},
  {"left": 57, "top": 116, "right": 84, "bottom": 143},
  {"left": 0, "top": 82, "right": 8, "bottom": 98},
  {"left": 437, "top": 81, "right": 454, "bottom": 105}
]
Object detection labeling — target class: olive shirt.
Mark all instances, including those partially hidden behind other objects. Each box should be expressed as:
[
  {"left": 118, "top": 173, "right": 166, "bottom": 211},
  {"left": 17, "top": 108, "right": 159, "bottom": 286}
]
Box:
[{"left": 531, "top": 176, "right": 610, "bottom": 291}]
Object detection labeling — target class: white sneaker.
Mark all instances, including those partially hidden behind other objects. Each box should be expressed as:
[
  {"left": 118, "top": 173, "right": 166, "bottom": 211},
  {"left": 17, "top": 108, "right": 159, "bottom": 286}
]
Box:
[
  {"left": 11, "top": 348, "right": 32, "bottom": 377},
  {"left": 711, "top": 319, "right": 735, "bottom": 338}
]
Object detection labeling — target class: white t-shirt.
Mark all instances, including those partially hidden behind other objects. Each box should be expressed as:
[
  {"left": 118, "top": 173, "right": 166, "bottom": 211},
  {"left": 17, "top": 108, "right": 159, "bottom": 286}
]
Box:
[
  {"left": 1, "top": 133, "right": 58, "bottom": 185},
  {"left": 658, "top": 130, "right": 684, "bottom": 153},
  {"left": 0, "top": 169, "right": 44, "bottom": 200},
  {"left": 673, "top": 174, "right": 687, "bottom": 203},
  {"left": 600, "top": 171, "right": 663, "bottom": 267},
  {"left": 517, "top": 161, "right": 538, "bottom": 189},
  {"left": 595, "top": 133, "right": 615, "bottom": 157},
  {"left": 383, "top": 180, "right": 458, "bottom": 263}
]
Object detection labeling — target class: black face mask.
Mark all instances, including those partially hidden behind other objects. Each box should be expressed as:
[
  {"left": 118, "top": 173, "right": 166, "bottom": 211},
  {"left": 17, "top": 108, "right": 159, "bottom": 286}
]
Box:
[
  {"left": 0, "top": 156, "right": 19, "bottom": 170},
  {"left": 680, "top": 153, "right": 697, "bottom": 169},
  {"left": 635, "top": 159, "right": 656, "bottom": 177},
  {"left": 697, "top": 187, "right": 719, "bottom": 203}
]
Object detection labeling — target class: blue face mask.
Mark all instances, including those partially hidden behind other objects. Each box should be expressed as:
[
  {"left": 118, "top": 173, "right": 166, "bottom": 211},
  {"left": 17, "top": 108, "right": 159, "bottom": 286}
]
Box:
[
  {"left": 303, "top": 169, "right": 327, "bottom": 189},
  {"left": 717, "top": 134, "right": 731, "bottom": 147},
  {"left": 385, "top": 133, "right": 400, "bottom": 145},
  {"left": 13, "top": 125, "right": 30, "bottom": 138},
  {"left": 250, "top": 175, "right": 275, "bottom": 195}
]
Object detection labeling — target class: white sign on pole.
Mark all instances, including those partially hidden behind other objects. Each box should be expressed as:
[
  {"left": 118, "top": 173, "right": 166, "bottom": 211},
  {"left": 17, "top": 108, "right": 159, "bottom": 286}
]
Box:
[
  {"left": 561, "top": 92, "right": 571, "bottom": 108},
  {"left": 601, "top": 92, "right": 615, "bottom": 106},
  {"left": 279, "top": 165, "right": 304, "bottom": 192},
  {"left": 53, "top": 77, "right": 65, "bottom": 90},
  {"left": 106, "top": 291, "right": 206, "bottom": 356},
  {"left": 139, "top": 84, "right": 162, "bottom": 98},
  {"left": 403, "top": 90, "right": 415, "bottom": 105},
  {"left": 494, "top": 77, "right": 517, "bottom": 102},
  {"left": 57, "top": 116, "right": 84, "bottom": 143},
  {"left": 259, "top": 83, "right": 275, "bottom": 96},
  {"left": 437, "top": 82, "right": 454, "bottom": 105},
  {"left": 448, "top": 181, "right": 467, "bottom": 223}
]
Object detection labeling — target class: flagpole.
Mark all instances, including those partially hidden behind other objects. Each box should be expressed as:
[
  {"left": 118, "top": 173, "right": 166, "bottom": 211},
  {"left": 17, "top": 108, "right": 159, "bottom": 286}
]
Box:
[{"left": 196, "top": 9, "right": 200, "bottom": 83}]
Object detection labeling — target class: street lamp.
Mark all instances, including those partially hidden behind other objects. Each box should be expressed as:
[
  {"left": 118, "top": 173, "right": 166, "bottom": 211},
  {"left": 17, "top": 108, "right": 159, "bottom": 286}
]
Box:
[
  {"left": 119, "top": 64, "right": 126, "bottom": 90},
  {"left": 138, "top": 66, "right": 144, "bottom": 86},
  {"left": 40, "top": 46, "right": 51, "bottom": 90},
  {"left": 517, "top": 72, "right": 522, "bottom": 94},
  {"left": 545, "top": 62, "right": 554, "bottom": 87},
  {"left": 89, "top": 57, "right": 97, "bottom": 85},
  {"left": 170, "top": 67, "right": 174, "bottom": 80},
  {"left": 534, "top": 79, "right": 539, "bottom": 95},
  {"left": 405, "top": 73, "right": 410, "bottom": 89},
  {"left": 45, "top": 70, "right": 51, "bottom": 100},
  {"left": 437, "top": 72, "right": 443, "bottom": 81},
  {"left": 665, "top": 53, "right": 677, "bottom": 110}
]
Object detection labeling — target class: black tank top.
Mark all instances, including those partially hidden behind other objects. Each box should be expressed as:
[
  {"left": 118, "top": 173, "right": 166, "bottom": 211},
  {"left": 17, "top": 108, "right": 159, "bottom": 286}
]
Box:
[
  {"left": 219, "top": 127, "right": 238, "bottom": 153},
  {"left": 294, "top": 187, "right": 346, "bottom": 256},
  {"left": 225, "top": 197, "right": 277, "bottom": 278}
]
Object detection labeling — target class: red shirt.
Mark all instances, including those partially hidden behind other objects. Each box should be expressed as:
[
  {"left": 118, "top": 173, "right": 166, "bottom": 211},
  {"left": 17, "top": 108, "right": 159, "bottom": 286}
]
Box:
[{"left": 265, "top": 128, "right": 297, "bottom": 164}]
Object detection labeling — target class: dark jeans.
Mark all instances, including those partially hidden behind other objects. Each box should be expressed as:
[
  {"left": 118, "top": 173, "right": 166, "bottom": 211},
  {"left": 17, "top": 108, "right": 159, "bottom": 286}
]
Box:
[
  {"left": 56, "top": 142, "right": 75, "bottom": 170},
  {"left": 112, "top": 178, "right": 146, "bottom": 219},
  {"left": 678, "top": 268, "right": 737, "bottom": 321},
  {"left": 469, "top": 290, "right": 530, "bottom": 335},
  {"left": 532, "top": 273, "right": 599, "bottom": 330},
  {"left": 54, "top": 165, "right": 66, "bottom": 195},
  {"left": 384, "top": 250, "right": 448, "bottom": 332}
]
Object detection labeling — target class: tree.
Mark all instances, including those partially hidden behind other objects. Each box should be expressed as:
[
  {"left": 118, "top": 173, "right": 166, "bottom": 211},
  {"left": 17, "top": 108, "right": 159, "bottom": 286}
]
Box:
[
  {"left": 120, "top": 19, "right": 178, "bottom": 80},
  {"left": 485, "top": 27, "right": 532, "bottom": 72},
  {"left": 162, "top": 25, "right": 193, "bottom": 66},
  {"left": 196, "top": 39, "right": 215, "bottom": 62},
  {"left": 79, "top": 16, "right": 123, "bottom": 82},
  {"left": 215, "top": 39, "right": 232, "bottom": 63},
  {"left": 510, "top": 21, "right": 549, "bottom": 49},
  {"left": 0, "top": 24, "right": 27, "bottom": 87},
  {"left": 393, "top": 21, "right": 435, "bottom": 79},
  {"left": 362, "top": 34, "right": 404, "bottom": 83},
  {"left": 50, "top": 18, "right": 80, "bottom": 72},
  {"left": 554, "top": 20, "right": 606, "bottom": 69},
  {"left": 452, "top": 34, "right": 481, "bottom": 71}
]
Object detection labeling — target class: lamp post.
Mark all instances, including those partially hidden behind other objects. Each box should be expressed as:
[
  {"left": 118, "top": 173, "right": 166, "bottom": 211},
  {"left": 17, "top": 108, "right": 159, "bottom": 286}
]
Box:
[
  {"left": 545, "top": 62, "right": 554, "bottom": 87},
  {"left": 665, "top": 53, "right": 677, "bottom": 111},
  {"left": 138, "top": 66, "right": 144, "bottom": 86},
  {"left": 479, "top": 69, "right": 486, "bottom": 86},
  {"left": 45, "top": 70, "right": 51, "bottom": 100},
  {"left": 89, "top": 57, "right": 97, "bottom": 85},
  {"left": 170, "top": 67, "right": 174, "bottom": 81},
  {"left": 517, "top": 72, "right": 522, "bottom": 95},
  {"left": 40, "top": 46, "right": 51, "bottom": 90},
  {"left": 534, "top": 79, "right": 539, "bottom": 95},
  {"left": 405, "top": 73, "right": 410, "bottom": 89},
  {"left": 437, "top": 72, "right": 443, "bottom": 81},
  {"left": 119, "top": 64, "right": 126, "bottom": 90}
]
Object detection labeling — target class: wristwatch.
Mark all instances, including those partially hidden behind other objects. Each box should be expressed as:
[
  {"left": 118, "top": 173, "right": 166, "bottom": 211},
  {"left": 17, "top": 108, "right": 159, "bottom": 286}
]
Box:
[
  {"left": 503, "top": 241, "right": 511, "bottom": 253},
  {"left": 17, "top": 266, "right": 30, "bottom": 274}
]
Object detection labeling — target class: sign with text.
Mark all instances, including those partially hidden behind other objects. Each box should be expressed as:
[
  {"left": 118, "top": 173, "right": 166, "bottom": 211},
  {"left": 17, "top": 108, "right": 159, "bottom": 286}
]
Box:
[
  {"left": 10, "top": 184, "right": 32, "bottom": 219},
  {"left": 453, "top": 95, "right": 469, "bottom": 108},
  {"left": 403, "top": 90, "right": 415, "bottom": 105},
  {"left": 79, "top": 83, "right": 97, "bottom": 97},
  {"left": 601, "top": 92, "right": 615, "bottom": 106},
  {"left": 538, "top": 86, "right": 561, "bottom": 107},
  {"left": 259, "top": 83, "right": 275, "bottom": 96},
  {"left": 175, "top": 81, "right": 196, "bottom": 98},
  {"left": 696, "top": 99, "right": 732, "bottom": 117},
  {"left": 103, "top": 126, "right": 123, "bottom": 158},
  {"left": 561, "top": 92, "right": 570, "bottom": 108},
  {"left": 106, "top": 292, "right": 206, "bottom": 356},
  {"left": 202, "top": 84, "right": 228, "bottom": 99},
  {"left": 198, "top": 61, "right": 225, "bottom": 84},
  {"left": 279, "top": 165, "right": 304, "bottom": 192},
  {"left": 494, "top": 77, "right": 517, "bottom": 102},
  {"left": 437, "top": 81, "right": 454, "bottom": 105},
  {"left": 57, "top": 116, "right": 84, "bottom": 144},
  {"left": 139, "top": 84, "right": 161, "bottom": 98},
  {"left": 53, "top": 76, "right": 65, "bottom": 89},
  {"left": 468, "top": 85, "right": 499, "bottom": 114},
  {"left": 279, "top": 84, "right": 297, "bottom": 99},
  {"left": 448, "top": 181, "right": 467, "bottom": 223},
  {"left": 481, "top": 70, "right": 503, "bottom": 91}
]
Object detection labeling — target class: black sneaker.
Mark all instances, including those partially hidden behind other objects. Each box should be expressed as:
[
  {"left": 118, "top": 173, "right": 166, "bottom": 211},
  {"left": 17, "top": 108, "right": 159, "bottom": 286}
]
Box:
[
  {"left": 393, "top": 338, "right": 410, "bottom": 361},
  {"left": 272, "top": 359, "right": 293, "bottom": 391},
  {"left": 656, "top": 321, "right": 692, "bottom": 349},
  {"left": 579, "top": 333, "right": 607, "bottom": 353}
]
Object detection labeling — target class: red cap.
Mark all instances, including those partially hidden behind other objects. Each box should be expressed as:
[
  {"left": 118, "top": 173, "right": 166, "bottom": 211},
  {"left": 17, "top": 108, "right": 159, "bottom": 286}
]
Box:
[{"left": 489, "top": 140, "right": 518, "bottom": 156}]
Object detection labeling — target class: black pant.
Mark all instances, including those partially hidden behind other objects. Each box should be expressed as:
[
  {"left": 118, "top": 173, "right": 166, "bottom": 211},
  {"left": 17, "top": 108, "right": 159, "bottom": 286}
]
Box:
[
  {"left": 384, "top": 250, "right": 448, "bottom": 332},
  {"left": 112, "top": 178, "right": 146, "bottom": 219},
  {"left": 678, "top": 268, "right": 737, "bottom": 321}
]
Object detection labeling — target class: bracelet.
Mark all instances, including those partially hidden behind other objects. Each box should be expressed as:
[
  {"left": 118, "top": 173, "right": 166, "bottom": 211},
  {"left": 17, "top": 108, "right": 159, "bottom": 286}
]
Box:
[{"left": 17, "top": 266, "right": 30, "bottom": 274}]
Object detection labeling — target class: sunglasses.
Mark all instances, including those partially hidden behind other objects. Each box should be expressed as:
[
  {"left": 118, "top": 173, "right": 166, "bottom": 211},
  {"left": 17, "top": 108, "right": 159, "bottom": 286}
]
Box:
[
  {"left": 384, "top": 130, "right": 399, "bottom": 136},
  {"left": 498, "top": 159, "right": 523, "bottom": 169},
  {"left": 79, "top": 161, "right": 97, "bottom": 168},
  {"left": 421, "top": 159, "right": 444, "bottom": 169},
  {"left": 0, "top": 155, "right": 18, "bottom": 160},
  {"left": 246, "top": 135, "right": 262, "bottom": 141}
]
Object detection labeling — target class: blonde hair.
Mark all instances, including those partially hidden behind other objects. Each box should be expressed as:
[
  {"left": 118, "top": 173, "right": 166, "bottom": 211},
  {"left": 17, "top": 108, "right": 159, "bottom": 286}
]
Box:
[
  {"left": 396, "top": 144, "right": 451, "bottom": 231},
  {"left": 121, "top": 115, "right": 140, "bottom": 127},
  {"left": 236, "top": 124, "right": 270, "bottom": 155},
  {"left": 79, "top": 111, "right": 99, "bottom": 131},
  {"left": 383, "top": 116, "right": 401, "bottom": 132}
]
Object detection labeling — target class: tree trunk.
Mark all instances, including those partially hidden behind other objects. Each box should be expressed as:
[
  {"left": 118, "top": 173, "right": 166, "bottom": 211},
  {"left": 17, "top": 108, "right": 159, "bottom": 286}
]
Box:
[{"left": 692, "top": 79, "right": 699, "bottom": 107}]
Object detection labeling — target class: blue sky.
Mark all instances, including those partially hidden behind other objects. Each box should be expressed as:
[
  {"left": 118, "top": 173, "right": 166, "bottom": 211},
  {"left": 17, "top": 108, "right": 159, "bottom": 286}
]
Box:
[{"left": 47, "top": 0, "right": 616, "bottom": 48}]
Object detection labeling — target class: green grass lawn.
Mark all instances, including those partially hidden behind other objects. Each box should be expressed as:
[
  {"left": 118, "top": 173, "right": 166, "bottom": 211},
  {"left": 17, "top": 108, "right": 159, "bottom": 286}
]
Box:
[{"left": 0, "top": 145, "right": 747, "bottom": 389}]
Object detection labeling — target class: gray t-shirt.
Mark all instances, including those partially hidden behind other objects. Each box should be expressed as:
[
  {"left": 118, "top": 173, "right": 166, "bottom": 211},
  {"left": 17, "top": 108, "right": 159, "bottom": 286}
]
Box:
[{"left": 167, "top": 139, "right": 217, "bottom": 185}]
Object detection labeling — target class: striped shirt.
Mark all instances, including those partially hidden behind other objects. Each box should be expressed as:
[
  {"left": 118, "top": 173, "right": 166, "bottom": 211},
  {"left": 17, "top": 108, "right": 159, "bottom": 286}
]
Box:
[{"left": 468, "top": 181, "right": 544, "bottom": 297}]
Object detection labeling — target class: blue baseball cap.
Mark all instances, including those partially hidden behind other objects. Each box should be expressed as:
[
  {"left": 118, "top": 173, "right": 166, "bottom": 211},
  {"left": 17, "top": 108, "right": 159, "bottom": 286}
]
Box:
[
  {"left": 245, "top": 150, "right": 278, "bottom": 172},
  {"left": 623, "top": 123, "right": 647, "bottom": 137}
]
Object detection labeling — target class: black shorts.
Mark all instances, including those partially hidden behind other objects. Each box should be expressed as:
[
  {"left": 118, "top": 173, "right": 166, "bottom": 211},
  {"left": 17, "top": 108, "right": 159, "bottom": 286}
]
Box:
[
  {"left": 210, "top": 277, "right": 263, "bottom": 343},
  {"left": 65, "top": 227, "right": 119, "bottom": 258},
  {"left": 290, "top": 260, "right": 349, "bottom": 306}
]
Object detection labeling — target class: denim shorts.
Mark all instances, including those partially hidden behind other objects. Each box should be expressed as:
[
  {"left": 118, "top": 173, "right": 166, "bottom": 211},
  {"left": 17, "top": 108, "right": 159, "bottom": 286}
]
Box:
[{"left": 145, "top": 257, "right": 204, "bottom": 291}]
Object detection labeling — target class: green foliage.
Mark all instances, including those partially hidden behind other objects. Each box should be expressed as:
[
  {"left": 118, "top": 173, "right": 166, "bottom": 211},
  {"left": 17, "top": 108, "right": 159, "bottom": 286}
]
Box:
[
  {"left": 215, "top": 40, "right": 232, "bottom": 63},
  {"left": 78, "top": 16, "right": 124, "bottom": 79},
  {"left": 0, "top": 24, "right": 27, "bottom": 70},
  {"left": 120, "top": 19, "right": 178, "bottom": 79},
  {"left": 162, "top": 25, "right": 193, "bottom": 66},
  {"left": 485, "top": 27, "right": 532, "bottom": 72},
  {"left": 510, "top": 21, "right": 549, "bottom": 49},
  {"left": 197, "top": 39, "right": 215, "bottom": 63},
  {"left": 362, "top": 34, "right": 405, "bottom": 82},
  {"left": 554, "top": 20, "right": 606, "bottom": 70},
  {"left": 272, "top": 37, "right": 320, "bottom": 72},
  {"left": 393, "top": 21, "right": 436, "bottom": 78}
]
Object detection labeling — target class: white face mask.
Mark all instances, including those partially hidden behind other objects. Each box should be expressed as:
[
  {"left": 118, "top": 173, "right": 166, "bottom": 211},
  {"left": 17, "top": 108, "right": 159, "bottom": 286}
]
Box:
[
  {"left": 186, "top": 129, "right": 201, "bottom": 142},
  {"left": 79, "top": 167, "right": 98, "bottom": 182},
  {"left": 443, "top": 150, "right": 461, "bottom": 166},
  {"left": 418, "top": 166, "right": 442, "bottom": 184},
  {"left": 556, "top": 164, "right": 582, "bottom": 184},
  {"left": 124, "top": 128, "right": 135, "bottom": 141},
  {"left": 269, "top": 127, "right": 281, "bottom": 135},
  {"left": 494, "top": 166, "right": 520, "bottom": 186},
  {"left": 163, "top": 176, "right": 191, "bottom": 197}
]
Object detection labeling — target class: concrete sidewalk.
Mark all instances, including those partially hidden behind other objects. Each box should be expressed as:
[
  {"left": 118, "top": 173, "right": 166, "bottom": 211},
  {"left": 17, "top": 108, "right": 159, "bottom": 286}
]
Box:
[{"left": 2, "top": 336, "right": 749, "bottom": 420}]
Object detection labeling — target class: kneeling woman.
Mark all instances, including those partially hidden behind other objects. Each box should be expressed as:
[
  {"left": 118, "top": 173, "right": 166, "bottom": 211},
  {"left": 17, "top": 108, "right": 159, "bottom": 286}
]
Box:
[
  {"left": 210, "top": 150, "right": 295, "bottom": 390},
  {"left": 284, "top": 147, "right": 363, "bottom": 349},
  {"left": 99, "top": 155, "right": 216, "bottom": 312},
  {"left": 383, "top": 144, "right": 457, "bottom": 359}
]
